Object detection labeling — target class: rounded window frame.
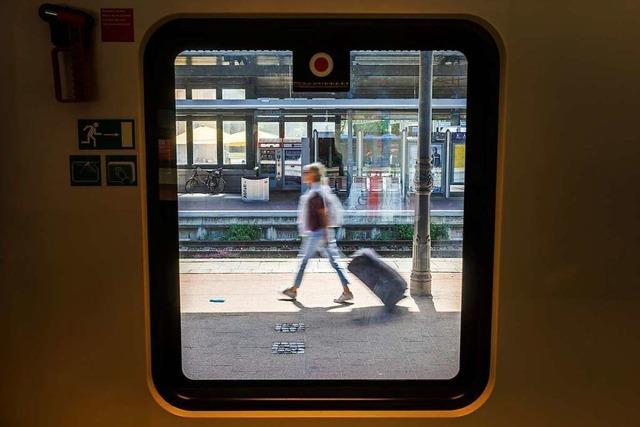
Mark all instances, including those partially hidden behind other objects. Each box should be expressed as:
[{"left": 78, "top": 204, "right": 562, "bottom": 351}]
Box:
[{"left": 143, "top": 16, "right": 501, "bottom": 412}]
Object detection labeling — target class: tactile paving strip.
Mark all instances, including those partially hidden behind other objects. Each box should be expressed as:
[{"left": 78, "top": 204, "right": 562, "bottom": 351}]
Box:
[
  {"left": 275, "top": 323, "right": 305, "bottom": 333},
  {"left": 272, "top": 341, "right": 305, "bottom": 354}
]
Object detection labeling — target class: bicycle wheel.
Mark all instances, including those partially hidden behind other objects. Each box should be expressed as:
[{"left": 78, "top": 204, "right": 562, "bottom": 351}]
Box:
[
  {"left": 185, "top": 178, "right": 198, "bottom": 193},
  {"left": 208, "top": 177, "right": 225, "bottom": 194}
]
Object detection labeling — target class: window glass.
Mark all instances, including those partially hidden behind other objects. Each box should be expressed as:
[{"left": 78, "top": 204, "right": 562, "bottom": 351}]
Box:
[
  {"left": 192, "top": 89, "right": 217, "bottom": 99},
  {"left": 284, "top": 122, "right": 307, "bottom": 141},
  {"left": 256, "top": 55, "right": 280, "bottom": 65},
  {"left": 192, "top": 121, "right": 217, "bottom": 164},
  {"left": 312, "top": 121, "right": 335, "bottom": 134},
  {"left": 175, "top": 89, "right": 187, "bottom": 100},
  {"left": 165, "top": 45, "right": 494, "bottom": 396},
  {"left": 350, "top": 115, "right": 411, "bottom": 170},
  {"left": 221, "top": 55, "right": 246, "bottom": 66},
  {"left": 258, "top": 122, "right": 280, "bottom": 140},
  {"left": 222, "top": 120, "right": 246, "bottom": 165},
  {"left": 222, "top": 88, "right": 246, "bottom": 99},
  {"left": 176, "top": 120, "right": 187, "bottom": 165},
  {"left": 191, "top": 56, "right": 217, "bottom": 65}
]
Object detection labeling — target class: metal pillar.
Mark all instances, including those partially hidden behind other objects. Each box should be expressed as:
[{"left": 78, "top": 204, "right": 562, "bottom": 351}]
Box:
[
  {"left": 410, "top": 51, "right": 434, "bottom": 297},
  {"left": 347, "top": 110, "right": 354, "bottom": 180},
  {"left": 313, "top": 129, "right": 319, "bottom": 162},
  {"left": 401, "top": 128, "right": 408, "bottom": 198},
  {"left": 356, "top": 129, "right": 363, "bottom": 176},
  {"left": 445, "top": 130, "right": 451, "bottom": 199}
]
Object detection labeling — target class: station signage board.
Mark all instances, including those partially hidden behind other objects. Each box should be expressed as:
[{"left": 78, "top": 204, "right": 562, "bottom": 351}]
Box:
[{"left": 293, "top": 50, "right": 350, "bottom": 92}]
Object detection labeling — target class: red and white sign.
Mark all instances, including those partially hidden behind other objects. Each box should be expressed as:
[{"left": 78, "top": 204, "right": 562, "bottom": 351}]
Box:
[
  {"left": 100, "top": 8, "right": 134, "bottom": 42},
  {"left": 309, "top": 52, "right": 334, "bottom": 78},
  {"left": 293, "top": 49, "right": 349, "bottom": 92}
]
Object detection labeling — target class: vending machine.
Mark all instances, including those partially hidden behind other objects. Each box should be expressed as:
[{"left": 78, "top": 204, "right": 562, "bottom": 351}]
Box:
[
  {"left": 282, "top": 140, "right": 303, "bottom": 190},
  {"left": 259, "top": 138, "right": 309, "bottom": 191},
  {"left": 257, "top": 140, "right": 282, "bottom": 189}
]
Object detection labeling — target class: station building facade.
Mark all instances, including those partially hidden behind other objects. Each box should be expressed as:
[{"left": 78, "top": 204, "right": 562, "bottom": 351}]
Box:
[{"left": 174, "top": 50, "right": 467, "bottom": 199}]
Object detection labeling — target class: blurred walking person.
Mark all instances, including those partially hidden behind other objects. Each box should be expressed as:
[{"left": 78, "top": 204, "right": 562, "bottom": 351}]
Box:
[{"left": 282, "top": 163, "right": 353, "bottom": 303}]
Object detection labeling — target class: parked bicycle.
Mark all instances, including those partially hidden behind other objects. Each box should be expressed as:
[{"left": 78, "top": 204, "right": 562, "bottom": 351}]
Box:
[{"left": 185, "top": 167, "right": 225, "bottom": 194}]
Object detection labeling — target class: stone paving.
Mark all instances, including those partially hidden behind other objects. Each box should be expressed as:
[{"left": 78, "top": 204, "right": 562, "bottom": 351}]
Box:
[{"left": 180, "top": 258, "right": 461, "bottom": 380}]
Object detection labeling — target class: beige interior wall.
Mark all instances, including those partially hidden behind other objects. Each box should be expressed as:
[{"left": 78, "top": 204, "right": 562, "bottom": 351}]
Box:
[{"left": 1, "top": 0, "right": 639, "bottom": 426}]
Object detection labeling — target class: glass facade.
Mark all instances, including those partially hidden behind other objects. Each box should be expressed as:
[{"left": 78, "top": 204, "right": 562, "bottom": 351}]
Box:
[{"left": 174, "top": 50, "right": 467, "bottom": 198}]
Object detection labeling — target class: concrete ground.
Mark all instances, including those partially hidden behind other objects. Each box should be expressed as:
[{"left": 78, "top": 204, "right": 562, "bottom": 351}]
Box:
[{"left": 180, "top": 258, "right": 462, "bottom": 380}]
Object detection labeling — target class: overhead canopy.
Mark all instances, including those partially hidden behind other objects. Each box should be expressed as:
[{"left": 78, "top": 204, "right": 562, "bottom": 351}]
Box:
[{"left": 176, "top": 98, "right": 466, "bottom": 111}]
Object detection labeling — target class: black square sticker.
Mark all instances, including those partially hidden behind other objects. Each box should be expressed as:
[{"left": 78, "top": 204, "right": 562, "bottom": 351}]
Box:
[
  {"left": 69, "top": 155, "right": 101, "bottom": 186},
  {"left": 106, "top": 155, "right": 137, "bottom": 186}
]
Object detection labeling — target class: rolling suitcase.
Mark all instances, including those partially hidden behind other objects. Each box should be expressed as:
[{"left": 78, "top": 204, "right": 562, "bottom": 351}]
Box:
[{"left": 347, "top": 249, "right": 407, "bottom": 308}]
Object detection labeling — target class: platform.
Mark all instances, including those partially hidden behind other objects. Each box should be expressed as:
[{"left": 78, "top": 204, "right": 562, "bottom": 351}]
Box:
[
  {"left": 180, "top": 258, "right": 462, "bottom": 380},
  {"left": 177, "top": 192, "right": 464, "bottom": 212}
]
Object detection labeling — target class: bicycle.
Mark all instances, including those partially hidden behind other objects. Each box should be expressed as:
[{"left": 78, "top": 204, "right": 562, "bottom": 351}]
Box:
[{"left": 185, "top": 167, "right": 225, "bottom": 194}]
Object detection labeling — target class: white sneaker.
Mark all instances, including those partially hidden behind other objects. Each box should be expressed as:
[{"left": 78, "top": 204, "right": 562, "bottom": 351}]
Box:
[
  {"left": 334, "top": 291, "right": 354, "bottom": 303},
  {"left": 282, "top": 288, "right": 297, "bottom": 300}
]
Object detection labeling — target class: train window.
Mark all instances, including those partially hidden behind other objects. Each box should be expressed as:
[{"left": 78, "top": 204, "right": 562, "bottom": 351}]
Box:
[{"left": 145, "top": 18, "right": 499, "bottom": 412}]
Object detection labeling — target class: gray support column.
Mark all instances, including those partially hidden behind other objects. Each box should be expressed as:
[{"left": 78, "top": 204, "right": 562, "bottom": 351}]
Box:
[
  {"left": 445, "top": 130, "right": 451, "bottom": 199},
  {"left": 401, "top": 128, "right": 408, "bottom": 198},
  {"left": 410, "top": 51, "right": 434, "bottom": 297},
  {"left": 356, "top": 129, "right": 363, "bottom": 176},
  {"left": 313, "top": 129, "right": 319, "bottom": 162},
  {"left": 347, "top": 110, "right": 354, "bottom": 179}
]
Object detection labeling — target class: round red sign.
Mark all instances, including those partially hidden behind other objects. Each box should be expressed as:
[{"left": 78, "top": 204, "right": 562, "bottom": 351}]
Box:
[
  {"left": 309, "top": 52, "right": 333, "bottom": 78},
  {"left": 314, "top": 57, "right": 329, "bottom": 72}
]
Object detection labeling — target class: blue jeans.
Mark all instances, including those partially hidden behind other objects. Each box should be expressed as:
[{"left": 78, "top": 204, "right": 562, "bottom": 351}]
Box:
[{"left": 293, "top": 229, "right": 349, "bottom": 287}]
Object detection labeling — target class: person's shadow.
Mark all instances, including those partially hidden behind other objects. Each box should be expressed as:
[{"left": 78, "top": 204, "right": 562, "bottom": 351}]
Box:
[{"left": 277, "top": 296, "right": 437, "bottom": 326}]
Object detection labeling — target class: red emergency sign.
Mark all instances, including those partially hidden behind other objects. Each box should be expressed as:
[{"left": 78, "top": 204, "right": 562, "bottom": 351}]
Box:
[{"left": 100, "top": 8, "right": 134, "bottom": 42}]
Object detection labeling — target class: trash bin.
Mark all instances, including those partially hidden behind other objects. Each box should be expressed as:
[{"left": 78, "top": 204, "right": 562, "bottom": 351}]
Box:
[{"left": 241, "top": 177, "right": 269, "bottom": 201}]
